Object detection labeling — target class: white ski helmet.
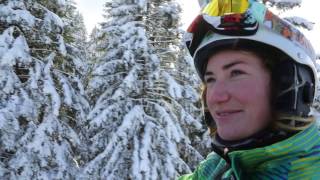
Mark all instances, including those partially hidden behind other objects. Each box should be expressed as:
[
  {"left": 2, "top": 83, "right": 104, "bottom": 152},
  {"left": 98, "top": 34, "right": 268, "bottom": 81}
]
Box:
[{"left": 184, "top": 0, "right": 317, "bottom": 131}]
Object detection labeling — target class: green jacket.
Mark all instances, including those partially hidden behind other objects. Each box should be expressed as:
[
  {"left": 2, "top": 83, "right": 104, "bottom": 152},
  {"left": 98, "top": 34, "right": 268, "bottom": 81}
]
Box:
[{"left": 179, "top": 124, "right": 320, "bottom": 180}]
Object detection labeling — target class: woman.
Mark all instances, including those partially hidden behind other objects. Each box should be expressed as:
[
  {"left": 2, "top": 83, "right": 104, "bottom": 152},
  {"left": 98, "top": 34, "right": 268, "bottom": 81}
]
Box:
[{"left": 180, "top": 0, "right": 319, "bottom": 179}]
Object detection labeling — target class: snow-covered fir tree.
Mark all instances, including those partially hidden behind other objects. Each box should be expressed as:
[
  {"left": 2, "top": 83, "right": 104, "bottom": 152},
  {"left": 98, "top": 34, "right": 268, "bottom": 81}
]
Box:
[
  {"left": 62, "top": 0, "right": 90, "bottom": 125},
  {"left": 145, "top": 0, "right": 211, "bottom": 162},
  {"left": 63, "top": 0, "right": 89, "bottom": 76},
  {"left": 82, "top": 0, "right": 205, "bottom": 179},
  {"left": 60, "top": 0, "right": 92, "bottom": 161},
  {"left": 0, "top": 0, "right": 89, "bottom": 178},
  {"left": 85, "top": 26, "right": 105, "bottom": 92}
]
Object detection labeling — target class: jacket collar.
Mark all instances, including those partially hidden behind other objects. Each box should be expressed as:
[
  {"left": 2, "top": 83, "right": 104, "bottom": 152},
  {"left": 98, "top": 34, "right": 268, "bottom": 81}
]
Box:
[
  {"left": 211, "top": 126, "right": 294, "bottom": 163},
  {"left": 228, "top": 124, "right": 320, "bottom": 178}
]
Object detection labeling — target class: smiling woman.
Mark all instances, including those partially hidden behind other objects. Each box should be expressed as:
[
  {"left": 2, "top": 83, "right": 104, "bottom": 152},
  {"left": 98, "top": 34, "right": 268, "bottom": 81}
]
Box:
[
  {"left": 205, "top": 49, "right": 272, "bottom": 141},
  {"left": 179, "top": 0, "right": 320, "bottom": 179}
]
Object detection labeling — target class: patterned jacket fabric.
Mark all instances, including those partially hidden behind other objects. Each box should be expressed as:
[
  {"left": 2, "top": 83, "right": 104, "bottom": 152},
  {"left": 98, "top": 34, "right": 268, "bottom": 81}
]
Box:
[{"left": 179, "top": 124, "right": 320, "bottom": 180}]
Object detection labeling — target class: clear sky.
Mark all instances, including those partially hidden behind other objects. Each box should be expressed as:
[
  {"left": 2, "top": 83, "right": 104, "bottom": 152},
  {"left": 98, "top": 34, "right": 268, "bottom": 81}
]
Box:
[{"left": 73, "top": 0, "right": 319, "bottom": 53}]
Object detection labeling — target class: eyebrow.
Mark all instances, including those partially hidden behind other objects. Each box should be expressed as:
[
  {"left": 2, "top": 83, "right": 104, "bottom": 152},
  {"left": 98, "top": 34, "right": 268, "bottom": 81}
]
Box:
[{"left": 204, "top": 60, "right": 247, "bottom": 76}]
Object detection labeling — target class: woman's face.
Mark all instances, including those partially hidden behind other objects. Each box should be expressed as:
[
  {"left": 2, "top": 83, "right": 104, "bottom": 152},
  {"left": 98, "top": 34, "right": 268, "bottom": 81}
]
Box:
[{"left": 205, "top": 50, "right": 272, "bottom": 141}]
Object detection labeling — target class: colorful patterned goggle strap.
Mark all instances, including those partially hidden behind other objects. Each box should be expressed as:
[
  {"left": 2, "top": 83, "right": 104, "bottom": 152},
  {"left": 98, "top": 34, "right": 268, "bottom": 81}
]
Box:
[{"left": 185, "top": 0, "right": 315, "bottom": 59}]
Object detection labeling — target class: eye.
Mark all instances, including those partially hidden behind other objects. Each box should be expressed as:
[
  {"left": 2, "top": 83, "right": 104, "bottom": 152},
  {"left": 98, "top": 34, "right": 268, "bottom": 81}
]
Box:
[
  {"left": 205, "top": 77, "right": 216, "bottom": 84},
  {"left": 230, "top": 69, "right": 245, "bottom": 77}
]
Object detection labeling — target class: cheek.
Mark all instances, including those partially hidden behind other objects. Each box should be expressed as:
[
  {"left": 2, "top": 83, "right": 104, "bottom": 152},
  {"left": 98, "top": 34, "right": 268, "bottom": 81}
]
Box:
[
  {"left": 232, "top": 79, "right": 271, "bottom": 106},
  {"left": 239, "top": 81, "right": 272, "bottom": 128}
]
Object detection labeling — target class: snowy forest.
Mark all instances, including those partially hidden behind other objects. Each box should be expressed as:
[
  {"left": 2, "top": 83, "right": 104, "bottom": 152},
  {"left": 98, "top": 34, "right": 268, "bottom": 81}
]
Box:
[{"left": 0, "top": 0, "right": 319, "bottom": 179}]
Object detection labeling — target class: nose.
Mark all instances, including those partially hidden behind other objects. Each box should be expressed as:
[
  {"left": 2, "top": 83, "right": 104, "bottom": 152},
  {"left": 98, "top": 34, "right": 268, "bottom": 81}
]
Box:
[{"left": 206, "top": 81, "right": 230, "bottom": 104}]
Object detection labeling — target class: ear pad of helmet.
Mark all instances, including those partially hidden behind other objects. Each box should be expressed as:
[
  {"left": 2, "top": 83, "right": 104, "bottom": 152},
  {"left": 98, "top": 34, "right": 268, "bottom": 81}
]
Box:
[{"left": 272, "top": 59, "right": 315, "bottom": 117}]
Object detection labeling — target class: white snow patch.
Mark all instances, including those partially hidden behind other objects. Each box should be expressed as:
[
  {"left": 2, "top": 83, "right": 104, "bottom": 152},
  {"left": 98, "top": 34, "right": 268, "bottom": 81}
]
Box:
[
  {"left": 43, "top": 53, "right": 61, "bottom": 116},
  {"left": 131, "top": 136, "right": 142, "bottom": 179},
  {"left": 59, "top": 75, "right": 72, "bottom": 106},
  {"left": 44, "top": 10, "right": 64, "bottom": 29},
  {"left": 57, "top": 0, "right": 66, "bottom": 7},
  {"left": 0, "top": 35, "right": 31, "bottom": 66},
  {"left": 57, "top": 35, "right": 67, "bottom": 56},
  {"left": 0, "top": 28, "right": 31, "bottom": 66},
  {"left": 137, "top": 0, "right": 147, "bottom": 9},
  {"left": 269, "top": 0, "right": 301, "bottom": 4},
  {"left": 162, "top": 72, "right": 182, "bottom": 99},
  {"left": 0, "top": 4, "right": 35, "bottom": 27},
  {"left": 139, "top": 122, "right": 154, "bottom": 177}
]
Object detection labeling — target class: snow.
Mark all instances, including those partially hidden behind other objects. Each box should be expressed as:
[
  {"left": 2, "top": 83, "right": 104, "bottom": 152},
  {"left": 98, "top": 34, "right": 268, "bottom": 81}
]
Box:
[
  {"left": 1, "top": 0, "right": 90, "bottom": 178},
  {"left": 136, "top": 0, "right": 147, "bottom": 10},
  {"left": 43, "top": 53, "right": 61, "bottom": 116},
  {"left": 110, "top": 4, "right": 138, "bottom": 16},
  {"left": 0, "top": 27, "right": 31, "bottom": 67},
  {"left": 163, "top": 71, "right": 183, "bottom": 99},
  {"left": 88, "top": 104, "right": 117, "bottom": 128},
  {"left": 82, "top": 106, "right": 144, "bottom": 179},
  {"left": 44, "top": 10, "right": 64, "bottom": 30},
  {"left": 0, "top": 35, "right": 31, "bottom": 66},
  {"left": 0, "top": 4, "right": 35, "bottom": 28},
  {"left": 131, "top": 136, "right": 141, "bottom": 179},
  {"left": 30, "top": 61, "right": 42, "bottom": 89},
  {"left": 269, "top": 0, "right": 302, "bottom": 4},
  {"left": 0, "top": 109, "right": 19, "bottom": 150},
  {"left": 0, "top": 28, "right": 14, "bottom": 58},
  {"left": 80, "top": 1, "right": 206, "bottom": 179},
  {"left": 122, "top": 65, "right": 139, "bottom": 90},
  {"left": 8, "top": 114, "right": 80, "bottom": 179},
  {"left": 6, "top": 89, "right": 37, "bottom": 121},
  {"left": 155, "top": 104, "right": 183, "bottom": 143},
  {"left": 59, "top": 75, "right": 72, "bottom": 105},
  {"left": 26, "top": 118, "right": 53, "bottom": 160},
  {"left": 74, "top": 76, "right": 85, "bottom": 95},
  {"left": 285, "top": 16, "right": 314, "bottom": 30},
  {"left": 10, "top": 0, "right": 320, "bottom": 179},
  {"left": 139, "top": 122, "right": 153, "bottom": 175},
  {"left": 57, "top": 35, "right": 67, "bottom": 56},
  {"left": 57, "top": 0, "right": 66, "bottom": 7}
]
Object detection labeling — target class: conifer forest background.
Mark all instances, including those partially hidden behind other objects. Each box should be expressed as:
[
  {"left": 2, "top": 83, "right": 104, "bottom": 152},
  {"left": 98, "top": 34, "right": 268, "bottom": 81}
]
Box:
[{"left": 1, "top": 0, "right": 320, "bottom": 179}]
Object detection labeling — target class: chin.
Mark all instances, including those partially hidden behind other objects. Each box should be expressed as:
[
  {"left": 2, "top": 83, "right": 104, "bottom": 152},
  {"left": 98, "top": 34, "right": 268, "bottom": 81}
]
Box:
[
  {"left": 217, "top": 125, "right": 251, "bottom": 141},
  {"left": 217, "top": 128, "right": 239, "bottom": 141}
]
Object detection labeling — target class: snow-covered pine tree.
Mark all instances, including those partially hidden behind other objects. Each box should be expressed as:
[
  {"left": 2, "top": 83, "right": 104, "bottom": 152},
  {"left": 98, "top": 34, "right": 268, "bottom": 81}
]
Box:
[
  {"left": 62, "top": 0, "right": 90, "bottom": 128},
  {"left": 174, "top": 48, "right": 213, "bottom": 156},
  {"left": 64, "top": 0, "right": 87, "bottom": 48},
  {"left": 0, "top": 0, "right": 89, "bottom": 178},
  {"left": 85, "top": 26, "right": 105, "bottom": 94},
  {"left": 145, "top": 0, "right": 210, "bottom": 165},
  {"left": 81, "top": 0, "right": 204, "bottom": 179}
]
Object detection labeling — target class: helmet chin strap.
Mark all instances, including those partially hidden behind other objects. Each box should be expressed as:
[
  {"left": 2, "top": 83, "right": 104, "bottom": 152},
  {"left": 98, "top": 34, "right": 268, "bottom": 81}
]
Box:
[{"left": 275, "top": 114, "right": 314, "bottom": 131}]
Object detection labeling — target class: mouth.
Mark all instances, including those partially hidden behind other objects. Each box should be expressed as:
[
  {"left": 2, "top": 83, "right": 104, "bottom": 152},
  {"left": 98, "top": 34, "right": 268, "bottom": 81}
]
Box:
[{"left": 214, "top": 110, "right": 243, "bottom": 118}]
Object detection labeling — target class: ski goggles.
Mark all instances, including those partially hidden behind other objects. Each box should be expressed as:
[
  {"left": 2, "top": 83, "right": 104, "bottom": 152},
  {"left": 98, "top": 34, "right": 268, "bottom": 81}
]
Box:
[{"left": 184, "top": 0, "right": 315, "bottom": 59}]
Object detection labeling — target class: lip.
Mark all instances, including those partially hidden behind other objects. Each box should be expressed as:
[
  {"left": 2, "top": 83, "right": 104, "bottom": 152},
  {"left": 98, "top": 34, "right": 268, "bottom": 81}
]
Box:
[{"left": 214, "top": 109, "right": 243, "bottom": 120}]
